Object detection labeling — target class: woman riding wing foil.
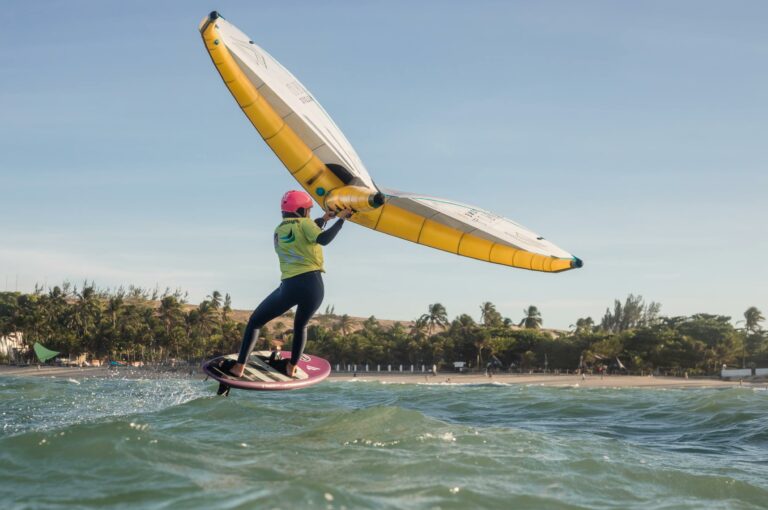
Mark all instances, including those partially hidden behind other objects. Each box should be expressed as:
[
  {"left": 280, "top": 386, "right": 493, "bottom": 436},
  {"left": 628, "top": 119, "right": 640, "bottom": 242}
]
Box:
[{"left": 220, "top": 190, "right": 351, "bottom": 383}]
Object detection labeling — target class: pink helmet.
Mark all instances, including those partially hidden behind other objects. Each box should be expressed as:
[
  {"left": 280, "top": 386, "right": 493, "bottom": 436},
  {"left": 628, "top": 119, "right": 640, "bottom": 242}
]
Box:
[{"left": 281, "top": 190, "right": 313, "bottom": 213}]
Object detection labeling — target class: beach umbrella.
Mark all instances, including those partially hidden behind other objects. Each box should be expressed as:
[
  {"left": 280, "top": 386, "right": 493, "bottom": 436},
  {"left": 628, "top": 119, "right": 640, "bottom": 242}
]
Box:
[{"left": 33, "top": 342, "right": 59, "bottom": 363}]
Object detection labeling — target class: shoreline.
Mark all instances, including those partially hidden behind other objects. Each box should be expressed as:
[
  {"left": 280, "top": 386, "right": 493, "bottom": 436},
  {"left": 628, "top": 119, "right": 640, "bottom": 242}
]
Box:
[
  {"left": 0, "top": 365, "right": 762, "bottom": 389},
  {"left": 330, "top": 372, "right": 761, "bottom": 388}
]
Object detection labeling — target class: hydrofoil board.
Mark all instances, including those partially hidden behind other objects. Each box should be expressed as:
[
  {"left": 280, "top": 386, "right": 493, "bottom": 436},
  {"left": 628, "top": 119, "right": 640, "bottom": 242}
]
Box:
[{"left": 202, "top": 351, "right": 331, "bottom": 393}]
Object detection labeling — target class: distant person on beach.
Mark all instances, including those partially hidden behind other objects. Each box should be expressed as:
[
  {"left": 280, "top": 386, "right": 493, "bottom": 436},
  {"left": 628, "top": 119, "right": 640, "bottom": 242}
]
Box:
[
  {"left": 220, "top": 190, "right": 352, "bottom": 379},
  {"left": 486, "top": 356, "right": 502, "bottom": 377}
]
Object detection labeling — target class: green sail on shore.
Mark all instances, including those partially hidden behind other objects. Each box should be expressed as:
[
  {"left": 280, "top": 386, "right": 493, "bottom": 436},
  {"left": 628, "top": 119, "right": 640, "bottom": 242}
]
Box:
[{"left": 33, "top": 342, "right": 59, "bottom": 363}]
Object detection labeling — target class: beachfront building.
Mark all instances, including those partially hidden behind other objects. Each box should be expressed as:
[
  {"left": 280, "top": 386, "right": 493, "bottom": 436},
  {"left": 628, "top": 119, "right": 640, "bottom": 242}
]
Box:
[
  {"left": 453, "top": 361, "right": 468, "bottom": 373},
  {"left": 0, "top": 332, "right": 26, "bottom": 362}
]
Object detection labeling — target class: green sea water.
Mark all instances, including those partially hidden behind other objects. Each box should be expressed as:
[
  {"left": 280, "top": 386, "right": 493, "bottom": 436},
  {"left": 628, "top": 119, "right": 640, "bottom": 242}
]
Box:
[{"left": 1, "top": 374, "right": 766, "bottom": 509}]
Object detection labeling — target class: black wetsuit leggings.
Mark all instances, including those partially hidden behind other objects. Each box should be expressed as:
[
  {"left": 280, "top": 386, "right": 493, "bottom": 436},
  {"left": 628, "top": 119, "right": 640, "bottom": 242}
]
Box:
[{"left": 237, "top": 270, "right": 324, "bottom": 365}]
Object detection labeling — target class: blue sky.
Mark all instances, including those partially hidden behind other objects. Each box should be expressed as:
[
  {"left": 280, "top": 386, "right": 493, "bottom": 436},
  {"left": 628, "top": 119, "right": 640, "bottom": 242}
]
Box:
[{"left": 1, "top": 1, "right": 766, "bottom": 329}]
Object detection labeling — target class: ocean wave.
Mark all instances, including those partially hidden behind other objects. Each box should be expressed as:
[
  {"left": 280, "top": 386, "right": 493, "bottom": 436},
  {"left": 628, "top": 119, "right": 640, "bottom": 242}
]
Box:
[{"left": 2, "top": 376, "right": 767, "bottom": 509}]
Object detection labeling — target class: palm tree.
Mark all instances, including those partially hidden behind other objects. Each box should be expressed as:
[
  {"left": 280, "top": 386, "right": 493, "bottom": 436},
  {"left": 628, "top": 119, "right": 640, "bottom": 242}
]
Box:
[
  {"left": 570, "top": 317, "right": 594, "bottom": 334},
  {"left": 519, "top": 305, "right": 542, "bottom": 329},
  {"left": 741, "top": 307, "right": 765, "bottom": 335},
  {"left": 475, "top": 334, "right": 489, "bottom": 369},
  {"left": 419, "top": 303, "right": 449, "bottom": 336},
  {"left": 409, "top": 317, "right": 428, "bottom": 341},
  {"left": 74, "top": 283, "right": 101, "bottom": 349},
  {"left": 737, "top": 306, "right": 765, "bottom": 367},
  {"left": 449, "top": 313, "right": 477, "bottom": 336},
  {"left": 446, "top": 313, "right": 481, "bottom": 368},
  {"left": 361, "top": 316, "right": 380, "bottom": 338},
  {"left": 106, "top": 295, "right": 124, "bottom": 330},
  {"left": 479, "top": 302, "right": 502, "bottom": 328},
  {"left": 17, "top": 294, "right": 46, "bottom": 356},
  {"left": 388, "top": 321, "right": 406, "bottom": 338},
  {"left": 44, "top": 286, "right": 69, "bottom": 344},
  {"left": 197, "top": 300, "right": 220, "bottom": 338},
  {"left": 157, "top": 296, "right": 184, "bottom": 359},
  {"left": 208, "top": 291, "right": 223, "bottom": 311},
  {"left": 222, "top": 294, "right": 232, "bottom": 321},
  {"left": 335, "top": 314, "right": 353, "bottom": 336},
  {"left": 386, "top": 322, "right": 410, "bottom": 364},
  {"left": 158, "top": 296, "right": 184, "bottom": 337},
  {"left": 136, "top": 306, "right": 155, "bottom": 361}
]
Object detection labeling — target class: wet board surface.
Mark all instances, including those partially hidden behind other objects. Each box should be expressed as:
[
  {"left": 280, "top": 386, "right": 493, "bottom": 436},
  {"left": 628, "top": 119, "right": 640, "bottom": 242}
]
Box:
[{"left": 202, "top": 351, "right": 331, "bottom": 391}]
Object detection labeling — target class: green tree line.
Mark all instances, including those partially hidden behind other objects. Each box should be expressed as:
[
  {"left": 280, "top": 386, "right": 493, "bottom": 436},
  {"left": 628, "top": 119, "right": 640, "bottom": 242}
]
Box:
[{"left": 1, "top": 284, "right": 765, "bottom": 375}]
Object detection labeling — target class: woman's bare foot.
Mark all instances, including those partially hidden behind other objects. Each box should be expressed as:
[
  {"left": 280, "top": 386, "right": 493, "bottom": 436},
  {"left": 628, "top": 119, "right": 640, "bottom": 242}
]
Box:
[
  {"left": 286, "top": 362, "right": 297, "bottom": 378},
  {"left": 230, "top": 362, "right": 245, "bottom": 378}
]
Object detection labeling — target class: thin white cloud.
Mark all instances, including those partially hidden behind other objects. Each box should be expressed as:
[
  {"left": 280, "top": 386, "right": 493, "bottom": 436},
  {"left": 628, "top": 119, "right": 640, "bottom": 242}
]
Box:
[{"left": 0, "top": 248, "right": 217, "bottom": 287}]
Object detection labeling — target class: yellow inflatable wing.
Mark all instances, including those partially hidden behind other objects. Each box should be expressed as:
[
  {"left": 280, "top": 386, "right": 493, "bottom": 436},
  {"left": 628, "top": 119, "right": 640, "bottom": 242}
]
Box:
[{"left": 199, "top": 12, "right": 582, "bottom": 273}]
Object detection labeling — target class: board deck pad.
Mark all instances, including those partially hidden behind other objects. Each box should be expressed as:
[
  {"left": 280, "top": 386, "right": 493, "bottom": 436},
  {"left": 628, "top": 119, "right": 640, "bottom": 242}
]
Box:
[{"left": 202, "top": 350, "right": 331, "bottom": 391}]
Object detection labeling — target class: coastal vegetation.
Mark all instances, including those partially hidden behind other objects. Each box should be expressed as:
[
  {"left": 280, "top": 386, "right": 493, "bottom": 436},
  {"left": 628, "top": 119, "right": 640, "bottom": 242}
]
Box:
[{"left": 1, "top": 284, "right": 765, "bottom": 375}]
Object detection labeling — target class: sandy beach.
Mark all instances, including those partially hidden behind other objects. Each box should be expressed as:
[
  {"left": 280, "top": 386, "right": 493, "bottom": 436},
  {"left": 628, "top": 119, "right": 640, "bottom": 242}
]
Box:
[{"left": 0, "top": 364, "right": 762, "bottom": 389}]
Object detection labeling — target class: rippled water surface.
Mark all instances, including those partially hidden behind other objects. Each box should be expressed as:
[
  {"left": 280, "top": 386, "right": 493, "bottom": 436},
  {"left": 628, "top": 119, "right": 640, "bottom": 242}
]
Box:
[{"left": 1, "top": 374, "right": 766, "bottom": 509}]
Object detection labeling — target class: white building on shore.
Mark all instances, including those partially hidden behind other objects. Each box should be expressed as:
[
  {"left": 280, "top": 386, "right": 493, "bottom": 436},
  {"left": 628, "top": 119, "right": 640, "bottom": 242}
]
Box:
[{"left": 0, "top": 332, "right": 25, "bottom": 361}]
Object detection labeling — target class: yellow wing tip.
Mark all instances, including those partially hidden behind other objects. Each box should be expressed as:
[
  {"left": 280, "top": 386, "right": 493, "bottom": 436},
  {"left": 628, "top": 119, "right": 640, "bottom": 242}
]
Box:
[
  {"left": 549, "top": 256, "right": 583, "bottom": 273},
  {"left": 199, "top": 11, "right": 221, "bottom": 33}
]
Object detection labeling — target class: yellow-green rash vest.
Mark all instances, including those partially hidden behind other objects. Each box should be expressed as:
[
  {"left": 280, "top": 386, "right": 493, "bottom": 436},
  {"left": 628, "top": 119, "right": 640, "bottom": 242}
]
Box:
[{"left": 274, "top": 217, "right": 324, "bottom": 280}]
